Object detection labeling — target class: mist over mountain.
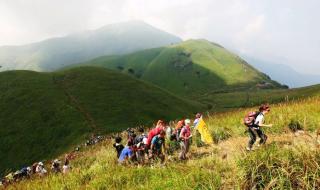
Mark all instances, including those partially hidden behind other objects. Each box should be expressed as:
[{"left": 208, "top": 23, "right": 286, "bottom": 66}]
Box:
[
  {"left": 244, "top": 57, "right": 320, "bottom": 88},
  {"left": 0, "top": 21, "right": 181, "bottom": 71}
]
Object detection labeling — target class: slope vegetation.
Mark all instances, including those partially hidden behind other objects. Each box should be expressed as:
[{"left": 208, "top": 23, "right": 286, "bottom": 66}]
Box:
[
  {"left": 0, "top": 67, "right": 203, "bottom": 175},
  {"left": 71, "top": 39, "right": 284, "bottom": 97},
  {"left": 199, "top": 84, "right": 320, "bottom": 111},
  {"left": 8, "top": 95, "right": 320, "bottom": 190},
  {"left": 0, "top": 21, "right": 181, "bottom": 71}
]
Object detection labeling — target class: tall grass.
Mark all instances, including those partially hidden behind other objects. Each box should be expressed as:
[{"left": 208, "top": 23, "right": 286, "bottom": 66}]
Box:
[
  {"left": 9, "top": 140, "right": 229, "bottom": 190},
  {"left": 206, "top": 97, "right": 320, "bottom": 137},
  {"left": 238, "top": 143, "right": 320, "bottom": 189},
  {"left": 6, "top": 96, "right": 320, "bottom": 190}
]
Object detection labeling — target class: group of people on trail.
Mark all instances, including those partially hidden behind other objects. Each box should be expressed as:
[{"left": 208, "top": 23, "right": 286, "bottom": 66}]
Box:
[
  {"left": 1, "top": 134, "right": 107, "bottom": 187},
  {"left": 1, "top": 153, "right": 73, "bottom": 187},
  {"left": 1, "top": 104, "right": 273, "bottom": 187},
  {"left": 114, "top": 115, "right": 200, "bottom": 165},
  {"left": 244, "top": 104, "right": 273, "bottom": 151}
]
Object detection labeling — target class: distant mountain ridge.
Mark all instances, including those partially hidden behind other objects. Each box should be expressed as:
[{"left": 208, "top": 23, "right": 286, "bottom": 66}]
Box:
[
  {"left": 0, "top": 21, "right": 181, "bottom": 71},
  {"left": 243, "top": 57, "right": 320, "bottom": 88},
  {"left": 67, "top": 39, "right": 285, "bottom": 98}
]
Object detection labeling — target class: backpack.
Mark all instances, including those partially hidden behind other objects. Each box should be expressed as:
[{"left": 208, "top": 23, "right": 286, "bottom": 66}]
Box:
[
  {"left": 244, "top": 111, "right": 260, "bottom": 127},
  {"left": 134, "top": 134, "right": 146, "bottom": 147},
  {"left": 175, "top": 127, "right": 183, "bottom": 141}
]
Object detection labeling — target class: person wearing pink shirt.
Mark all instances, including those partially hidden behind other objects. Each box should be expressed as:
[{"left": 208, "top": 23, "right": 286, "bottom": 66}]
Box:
[{"left": 179, "top": 119, "right": 192, "bottom": 160}]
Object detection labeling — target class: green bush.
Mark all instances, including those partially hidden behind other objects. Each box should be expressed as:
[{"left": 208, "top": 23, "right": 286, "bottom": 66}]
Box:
[
  {"left": 211, "top": 127, "right": 232, "bottom": 144},
  {"left": 288, "top": 119, "right": 304, "bottom": 132}
]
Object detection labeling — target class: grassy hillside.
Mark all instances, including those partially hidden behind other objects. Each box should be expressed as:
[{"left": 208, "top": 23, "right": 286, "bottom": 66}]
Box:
[
  {"left": 198, "top": 84, "right": 320, "bottom": 111},
  {"left": 8, "top": 95, "right": 320, "bottom": 189},
  {"left": 0, "top": 67, "right": 204, "bottom": 175},
  {"left": 0, "top": 21, "right": 181, "bottom": 72},
  {"left": 69, "top": 39, "right": 284, "bottom": 98}
]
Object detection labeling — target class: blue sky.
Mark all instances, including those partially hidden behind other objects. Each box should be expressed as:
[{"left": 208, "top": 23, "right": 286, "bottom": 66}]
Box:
[{"left": 0, "top": 0, "right": 319, "bottom": 74}]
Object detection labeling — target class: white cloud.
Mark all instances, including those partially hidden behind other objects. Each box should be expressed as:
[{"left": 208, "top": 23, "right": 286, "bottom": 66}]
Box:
[{"left": 0, "top": 0, "right": 319, "bottom": 74}]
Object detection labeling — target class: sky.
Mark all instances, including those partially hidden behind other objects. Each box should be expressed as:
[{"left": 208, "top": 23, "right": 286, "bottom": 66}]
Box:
[{"left": 0, "top": 0, "right": 319, "bottom": 74}]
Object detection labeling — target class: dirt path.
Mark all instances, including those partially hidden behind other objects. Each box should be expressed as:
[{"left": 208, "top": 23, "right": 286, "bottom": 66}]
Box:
[
  {"left": 190, "top": 131, "right": 319, "bottom": 163},
  {"left": 52, "top": 76, "right": 98, "bottom": 131}
]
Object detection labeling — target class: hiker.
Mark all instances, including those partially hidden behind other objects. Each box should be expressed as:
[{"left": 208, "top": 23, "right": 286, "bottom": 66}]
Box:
[
  {"left": 75, "top": 147, "right": 80, "bottom": 152},
  {"left": 0, "top": 178, "right": 5, "bottom": 187},
  {"left": 179, "top": 119, "right": 192, "bottom": 160},
  {"left": 134, "top": 127, "right": 148, "bottom": 164},
  {"left": 63, "top": 154, "right": 71, "bottom": 174},
  {"left": 134, "top": 127, "right": 147, "bottom": 145},
  {"left": 85, "top": 140, "right": 91, "bottom": 146},
  {"left": 118, "top": 141, "right": 134, "bottom": 164},
  {"left": 51, "top": 159, "right": 61, "bottom": 173},
  {"left": 12, "top": 167, "right": 31, "bottom": 181},
  {"left": 174, "top": 120, "right": 185, "bottom": 141},
  {"left": 5, "top": 173, "right": 14, "bottom": 184},
  {"left": 146, "top": 120, "right": 166, "bottom": 148},
  {"left": 166, "top": 121, "right": 176, "bottom": 139},
  {"left": 20, "top": 167, "right": 31, "bottom": 179},
  {"left": 31, "top": 162, "right": 38, "bottom": 174},
  {"left": 149, "top": 130, "right": 166, "bottom": 164},
  {"left": 13, "top": 170, "right": 23, "bottom": 182},
  {"left": 113, "top": 136, "right": 125, "bottom": 158},
  {"left": 35, "top": 162, "right": 47, "bottom": 177},
  {"left": 129, "top": 133, "right": 137, "bottom": 145},
  {"left": 126, "top": 128, "right": 135, "bottom": 139},
  {"left": 193, "top": 113, "right": 202, "bottom": 128},
  {"left": 245, "top": 104, "right": 272, "bottom": 151}
]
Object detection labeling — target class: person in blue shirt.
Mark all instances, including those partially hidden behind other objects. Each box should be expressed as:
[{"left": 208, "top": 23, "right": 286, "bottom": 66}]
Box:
[
  {"left": 149, "top": 130, "right": 166, "bottom": 163},
  {"left": 118, "top": 141, "right": 134, "bottom": 164}
]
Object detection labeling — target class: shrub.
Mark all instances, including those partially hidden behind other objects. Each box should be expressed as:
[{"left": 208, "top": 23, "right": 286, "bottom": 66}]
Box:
[
  {"left": 211, "top": 127, "right": 232, "bottom": 144},
  {"left": 128, "top": 68, "right": 135, "bottom": 74},
  {"left": 288, "top": 119, "right": 303, "bottom": 132}
]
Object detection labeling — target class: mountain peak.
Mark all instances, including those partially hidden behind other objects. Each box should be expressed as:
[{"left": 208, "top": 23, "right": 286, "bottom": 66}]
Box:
[{"left": 0, "top": 21, "right": 182, "bottom": 72}]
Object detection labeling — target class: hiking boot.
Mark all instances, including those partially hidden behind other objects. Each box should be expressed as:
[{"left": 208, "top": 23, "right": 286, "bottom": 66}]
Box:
[{"left": 246, "top": 147, "right": 255, "bottom": 151}]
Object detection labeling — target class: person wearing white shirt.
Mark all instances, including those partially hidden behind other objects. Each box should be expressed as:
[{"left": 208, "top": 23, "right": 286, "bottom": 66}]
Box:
[{"left": 246, "top": 104, "right": 273, "bottom": 151}]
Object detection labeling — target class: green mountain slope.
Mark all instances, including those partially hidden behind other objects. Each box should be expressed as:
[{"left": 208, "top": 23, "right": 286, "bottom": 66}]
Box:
[
  {"left": 9, "top": 94, "right": 320, "bottom": 189},
  {"left": 0, "top": 67, "right": 203, "bottom": 175},
  {"left": 0, "top": 21, "right": 181, "bottom": 72},
  {"left": 70, "top": 39, "right": 284, "bottom": 98}
]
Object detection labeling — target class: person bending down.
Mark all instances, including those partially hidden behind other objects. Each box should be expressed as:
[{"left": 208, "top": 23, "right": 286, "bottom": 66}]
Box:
[
  {"left": 118, "top": 141, "right": 134, "bottom": 164},
  {"left": 149, "top": 130, "right": 166, "bottom": 164}
]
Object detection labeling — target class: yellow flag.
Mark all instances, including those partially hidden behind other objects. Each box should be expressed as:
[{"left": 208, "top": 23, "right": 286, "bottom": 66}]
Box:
[{"left": 196, "top": 117, "right": 213, "bottom": 144}]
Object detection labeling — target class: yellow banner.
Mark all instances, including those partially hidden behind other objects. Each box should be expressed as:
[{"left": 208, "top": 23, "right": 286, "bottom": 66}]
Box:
[{"left": 196, "top": 117, "right": 213, "bottom": 144}]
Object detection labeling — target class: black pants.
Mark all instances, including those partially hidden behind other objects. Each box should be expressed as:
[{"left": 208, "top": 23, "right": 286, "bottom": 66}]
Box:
[{"left": 247, "top": 127, "right": 267, "bottom": 148}]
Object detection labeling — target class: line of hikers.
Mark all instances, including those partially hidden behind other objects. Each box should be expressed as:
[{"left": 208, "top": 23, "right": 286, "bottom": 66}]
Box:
[
  {"left": 0, "top": 135, "right": 105, "bottom": 187},
  {"left": 114, "top": 103, "right": 273, "bottom": 165},
  {"left": 0, "top": 153, "right": 74, "bottom": 187},
  {"left": 113, "top": 113, "right": 202, "bottom": 165},
  {"left": 1, "top": 104, "right": 272, "bottom": 187}
]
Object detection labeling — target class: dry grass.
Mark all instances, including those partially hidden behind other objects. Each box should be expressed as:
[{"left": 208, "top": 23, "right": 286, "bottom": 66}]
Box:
[{"left": 3, "top": 97, "right": 320, "bottom": 190}]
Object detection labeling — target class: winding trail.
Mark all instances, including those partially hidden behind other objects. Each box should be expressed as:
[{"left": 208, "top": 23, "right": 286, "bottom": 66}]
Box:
[{"left": 52, "top": 76, "right": 98, "bottom": 132}]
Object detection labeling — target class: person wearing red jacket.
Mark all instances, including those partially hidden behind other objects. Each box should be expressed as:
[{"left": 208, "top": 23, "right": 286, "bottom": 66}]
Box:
[{"left": 146, "top": 120, "right": 166, "bottom": 148}]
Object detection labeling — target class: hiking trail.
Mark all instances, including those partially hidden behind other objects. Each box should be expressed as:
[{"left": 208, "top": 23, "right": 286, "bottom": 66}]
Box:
[{"left": 52, "top": 76, "right": 98, "bottom": 132}]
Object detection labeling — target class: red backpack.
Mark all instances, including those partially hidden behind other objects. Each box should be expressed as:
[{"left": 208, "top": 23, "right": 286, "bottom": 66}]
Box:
[{"left": 244, "top": 111, "right": 260, "bottom": 127}]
